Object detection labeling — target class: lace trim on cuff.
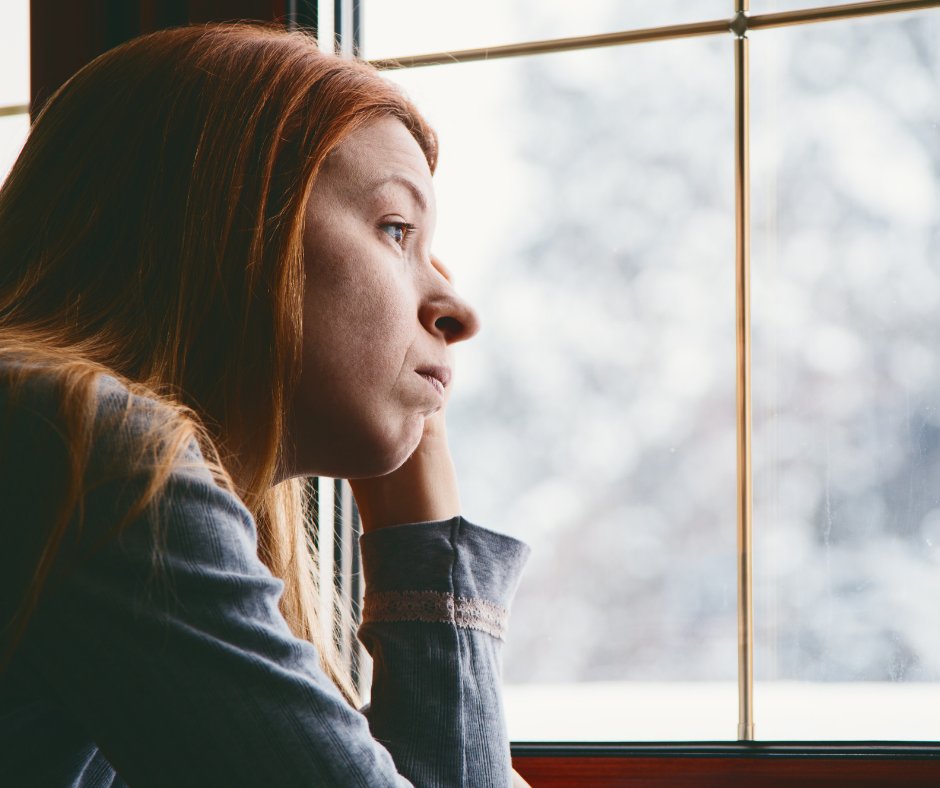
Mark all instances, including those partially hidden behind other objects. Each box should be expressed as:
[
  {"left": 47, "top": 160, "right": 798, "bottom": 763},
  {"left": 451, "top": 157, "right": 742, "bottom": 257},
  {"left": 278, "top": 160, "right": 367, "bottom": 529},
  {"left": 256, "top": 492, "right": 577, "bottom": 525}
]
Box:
[{"left": 361, "top": 590, "right": 509, "bottom": 641}]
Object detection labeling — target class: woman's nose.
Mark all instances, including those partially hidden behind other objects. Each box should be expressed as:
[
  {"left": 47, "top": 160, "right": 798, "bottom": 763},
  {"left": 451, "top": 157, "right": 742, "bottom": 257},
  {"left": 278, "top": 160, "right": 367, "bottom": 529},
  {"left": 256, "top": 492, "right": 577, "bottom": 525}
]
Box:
[{"left": 420, "top": 256, "right": 481, "bottom": 344}]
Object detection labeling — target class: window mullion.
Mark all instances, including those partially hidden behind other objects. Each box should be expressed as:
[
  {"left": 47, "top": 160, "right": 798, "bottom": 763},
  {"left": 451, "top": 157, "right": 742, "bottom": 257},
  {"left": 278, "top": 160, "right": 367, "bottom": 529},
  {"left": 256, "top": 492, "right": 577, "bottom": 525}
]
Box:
[{"left": 734, "top": 0, "right": 755, "bottom": 744}]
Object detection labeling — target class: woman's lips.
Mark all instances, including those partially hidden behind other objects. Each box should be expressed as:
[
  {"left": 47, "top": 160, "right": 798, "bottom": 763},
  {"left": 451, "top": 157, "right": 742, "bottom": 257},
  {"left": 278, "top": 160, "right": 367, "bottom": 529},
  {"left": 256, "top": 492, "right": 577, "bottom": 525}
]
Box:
[{"left": 415, "top": 366, "right": 451, "bottom": 398}]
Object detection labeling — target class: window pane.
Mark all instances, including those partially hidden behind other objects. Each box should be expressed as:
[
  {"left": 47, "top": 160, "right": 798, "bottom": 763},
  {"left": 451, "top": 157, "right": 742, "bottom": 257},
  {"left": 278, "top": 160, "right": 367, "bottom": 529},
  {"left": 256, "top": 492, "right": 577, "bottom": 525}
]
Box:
[
  {"left": 382, "top": 34, "right": 737, "bottom": 740},
  {"left": 751, "top": 9, "right": 940, "bottom": 739},
  {"left": 362, "top": 0, "right": 731, "bottom": 62},
  {"left": 0, "top": 115, "right": 30, "bottom": 185},
  {"left": 0, "top": 0, "right": 29, "bottom": 185},
  {"left": 0, "top": 0, "right": 29, "bottom": 108}
]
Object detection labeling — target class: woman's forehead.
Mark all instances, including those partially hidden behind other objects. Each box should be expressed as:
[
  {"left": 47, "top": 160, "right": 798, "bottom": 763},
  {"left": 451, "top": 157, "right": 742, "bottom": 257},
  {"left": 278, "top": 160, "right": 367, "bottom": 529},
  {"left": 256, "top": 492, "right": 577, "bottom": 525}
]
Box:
[
  {"left": 324, "top": 118, "right": 431, "bottom": 181},
  {"left": 317, "top": 118, "right": 434, "bottom": 209}
]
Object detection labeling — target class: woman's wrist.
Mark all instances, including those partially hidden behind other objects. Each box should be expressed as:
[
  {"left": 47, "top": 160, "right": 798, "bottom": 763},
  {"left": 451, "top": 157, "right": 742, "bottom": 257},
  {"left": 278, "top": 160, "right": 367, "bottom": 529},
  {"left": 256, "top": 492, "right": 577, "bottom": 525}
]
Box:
[{"left": 350, "top": 426, "right": 461, "bottom": 533}]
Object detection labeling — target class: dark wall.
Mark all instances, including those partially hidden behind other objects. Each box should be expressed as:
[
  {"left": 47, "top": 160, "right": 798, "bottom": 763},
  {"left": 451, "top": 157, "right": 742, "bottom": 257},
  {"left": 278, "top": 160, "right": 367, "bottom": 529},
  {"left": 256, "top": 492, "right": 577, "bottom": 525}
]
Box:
[{"left": 29, "top": 0, "right": 301, "bottom": 119}]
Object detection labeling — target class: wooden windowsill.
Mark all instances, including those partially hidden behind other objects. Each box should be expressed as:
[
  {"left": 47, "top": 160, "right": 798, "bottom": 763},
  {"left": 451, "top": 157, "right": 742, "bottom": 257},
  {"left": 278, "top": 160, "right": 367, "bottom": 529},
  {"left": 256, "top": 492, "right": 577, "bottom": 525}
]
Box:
[{"left": 512, "top": 742, "right": 940, "bottom": 787}]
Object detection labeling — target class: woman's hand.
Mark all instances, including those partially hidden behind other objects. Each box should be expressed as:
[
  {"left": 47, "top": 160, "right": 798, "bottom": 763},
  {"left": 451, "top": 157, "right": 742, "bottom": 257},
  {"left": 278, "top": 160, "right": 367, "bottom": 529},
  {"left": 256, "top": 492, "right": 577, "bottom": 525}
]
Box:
[{"left": 349, "top": 385, "right": 460, "bottom": 533}]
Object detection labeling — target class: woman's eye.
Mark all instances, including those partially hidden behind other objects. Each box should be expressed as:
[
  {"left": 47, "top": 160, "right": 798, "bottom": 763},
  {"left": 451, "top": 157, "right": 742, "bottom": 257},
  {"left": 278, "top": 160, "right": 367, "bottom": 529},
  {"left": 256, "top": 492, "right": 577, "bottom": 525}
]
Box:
[{"left": 380, "top": 223, "right": 410, "bottom": 246}]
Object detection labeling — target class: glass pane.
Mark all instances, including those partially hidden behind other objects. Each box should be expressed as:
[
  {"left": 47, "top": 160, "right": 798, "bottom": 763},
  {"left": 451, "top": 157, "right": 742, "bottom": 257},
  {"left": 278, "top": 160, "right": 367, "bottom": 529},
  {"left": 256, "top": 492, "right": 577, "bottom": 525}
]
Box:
[
  {"left": 751, "top": 9, "right": 940, "bottom": 740},
  {"left": 383, "top": 34, "right": 737, "bottom": 740},
  {"left": 0, "top": 0, "right": 29, "bottom": 185},
  {"left": 0, "top": 0, "right": 29, "bottom": 108},
  {"left": 362, "top": 0, "right": 731, "bottom": 62},
  {"left": 0, "top": 114, "right": 30, "bottom": 185}
]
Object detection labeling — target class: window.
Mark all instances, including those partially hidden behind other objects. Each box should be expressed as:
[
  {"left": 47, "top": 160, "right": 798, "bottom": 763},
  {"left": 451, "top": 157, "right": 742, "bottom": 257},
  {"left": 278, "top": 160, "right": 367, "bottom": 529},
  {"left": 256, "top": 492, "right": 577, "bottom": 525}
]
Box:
[{"left": 355, "top": 0, "right": 940, "bottom": 747}]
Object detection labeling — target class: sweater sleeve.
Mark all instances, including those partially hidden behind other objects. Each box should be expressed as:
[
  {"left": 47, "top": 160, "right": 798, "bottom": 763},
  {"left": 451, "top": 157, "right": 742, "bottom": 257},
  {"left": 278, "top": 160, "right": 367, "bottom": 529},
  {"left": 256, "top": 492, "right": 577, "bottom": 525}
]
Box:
[
  {"left": 5, "top": 380, "right": 529, "bottom": 788},
  {"left": 359, "top": 519, "right": 530, "bottom": 788}
]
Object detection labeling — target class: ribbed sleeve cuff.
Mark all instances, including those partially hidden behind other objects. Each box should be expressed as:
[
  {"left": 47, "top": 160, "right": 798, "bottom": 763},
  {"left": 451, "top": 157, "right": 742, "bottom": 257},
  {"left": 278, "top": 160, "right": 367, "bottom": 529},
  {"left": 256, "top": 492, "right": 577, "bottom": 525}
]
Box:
[{"left": 359, "top": 517, "right": 530, "bottom": 640}]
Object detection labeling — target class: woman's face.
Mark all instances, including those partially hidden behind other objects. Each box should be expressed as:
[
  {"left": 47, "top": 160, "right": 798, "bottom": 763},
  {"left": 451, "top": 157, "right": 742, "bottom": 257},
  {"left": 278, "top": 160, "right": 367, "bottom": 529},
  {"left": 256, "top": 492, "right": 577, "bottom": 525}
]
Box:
[{"left": 287, "top": 117, "right": 480, "bottom": 480}]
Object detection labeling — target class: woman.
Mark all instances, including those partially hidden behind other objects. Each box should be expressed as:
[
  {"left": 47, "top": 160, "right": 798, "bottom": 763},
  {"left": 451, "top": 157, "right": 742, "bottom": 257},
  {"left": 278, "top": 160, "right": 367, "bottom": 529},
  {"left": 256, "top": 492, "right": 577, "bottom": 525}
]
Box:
[{"left": 0, "top": 24, "right": 530, "bottom": 788}]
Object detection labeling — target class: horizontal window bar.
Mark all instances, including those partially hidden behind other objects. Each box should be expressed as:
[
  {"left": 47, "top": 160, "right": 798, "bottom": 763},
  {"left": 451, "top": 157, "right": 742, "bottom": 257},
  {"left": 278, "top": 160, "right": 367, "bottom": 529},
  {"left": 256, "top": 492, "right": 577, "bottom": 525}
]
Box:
[
  {"left": 749, "top": 0, "right": 940, "bottom": 29},
  {"left": 370, "top": 0, "right": 940, "bottom": 70},
  {"left": 368, "top": 19, "right": 729, "bottom": 69},
  {"left": 0, "top": 105, "right": 29, "bottom": 118}
]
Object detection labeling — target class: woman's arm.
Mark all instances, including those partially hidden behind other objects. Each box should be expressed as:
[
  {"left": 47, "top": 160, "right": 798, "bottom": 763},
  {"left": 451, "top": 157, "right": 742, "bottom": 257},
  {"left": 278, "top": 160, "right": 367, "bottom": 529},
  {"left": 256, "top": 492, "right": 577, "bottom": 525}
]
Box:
[
  {"left": 5, "top": 383, "right": 528, "bottom": 788},
  {"left": 358, "top": 517, "right": 529, "bottom": 786},
  {"left": 350, "top": 406, "right": 528, "bottom": 788}
]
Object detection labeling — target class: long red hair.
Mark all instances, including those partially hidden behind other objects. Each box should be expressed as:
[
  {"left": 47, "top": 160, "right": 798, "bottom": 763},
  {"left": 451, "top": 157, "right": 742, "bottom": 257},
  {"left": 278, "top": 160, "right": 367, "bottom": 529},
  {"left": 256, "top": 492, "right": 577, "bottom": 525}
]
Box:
[{"left": 0, "top": 24, "right": 437, "bottom": 701}]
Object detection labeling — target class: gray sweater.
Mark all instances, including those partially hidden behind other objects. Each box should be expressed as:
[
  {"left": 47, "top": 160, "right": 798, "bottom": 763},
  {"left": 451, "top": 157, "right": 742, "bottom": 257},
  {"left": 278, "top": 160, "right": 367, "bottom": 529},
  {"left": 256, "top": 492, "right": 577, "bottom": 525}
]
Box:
[{"left": 0, "top": 370, "right": 530, "bottom": 787}]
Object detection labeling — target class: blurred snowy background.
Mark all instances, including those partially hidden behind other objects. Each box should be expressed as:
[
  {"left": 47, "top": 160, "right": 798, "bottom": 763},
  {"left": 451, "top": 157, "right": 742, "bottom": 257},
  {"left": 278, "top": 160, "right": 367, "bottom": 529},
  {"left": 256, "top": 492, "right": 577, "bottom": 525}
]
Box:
[
  {"left": 750, "top": 9, "right": 940, "bottom": 683},
  {"left": 364, "top": 0, "right": 940, "bottom": 699}
]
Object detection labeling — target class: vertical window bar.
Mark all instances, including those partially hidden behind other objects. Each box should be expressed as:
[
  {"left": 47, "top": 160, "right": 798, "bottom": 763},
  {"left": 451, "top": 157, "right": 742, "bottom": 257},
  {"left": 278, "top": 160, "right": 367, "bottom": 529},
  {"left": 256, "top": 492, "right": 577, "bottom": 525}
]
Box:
[
  {"left": 333, "top": 0, "right": 343, "bottom": 53},
  {"left": 733, "top": 0, "right": 755, "bottom": 743},
  {"left": 310, "top": 475, "right": 362, "bottom": 688},
  {"left": 332, "top": 477, "right": 343, "bottom": 639},
  {"left": 332, "top": 479, "right": 358, "bottom": 676},
  {"left": 350, "top": 495, "right": 365, "bottom": 694},
  {"left": 334, "top": 0, "right": 355, "bottom": 56},
  {"left": 333, "top": 0, "right": 358, "bottom": 57},
  {"left": 352, "top": 0, "right": 362, "bottom": 57},
  {"left": 333, "top": 479, "right": 347, "bottom": 660},
  {"left": 305, "top": 476, "right": 320, "bottom": 554},
  {"left": 316, "top": 476, "right": 335, "bottom": 650},
  {"left": 287, "top": 0, "right": 319, "bottom": 36}
]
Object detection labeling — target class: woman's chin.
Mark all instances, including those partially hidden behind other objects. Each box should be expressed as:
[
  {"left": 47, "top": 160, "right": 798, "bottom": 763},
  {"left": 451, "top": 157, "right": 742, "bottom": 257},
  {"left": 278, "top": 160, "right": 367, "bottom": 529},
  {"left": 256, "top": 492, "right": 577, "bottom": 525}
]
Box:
[
  {"left": 284, "top": 413, "right": 426, "bottom": 481},
  {"left": 342, "top": 418, "right": 425, "bottom": 479}
]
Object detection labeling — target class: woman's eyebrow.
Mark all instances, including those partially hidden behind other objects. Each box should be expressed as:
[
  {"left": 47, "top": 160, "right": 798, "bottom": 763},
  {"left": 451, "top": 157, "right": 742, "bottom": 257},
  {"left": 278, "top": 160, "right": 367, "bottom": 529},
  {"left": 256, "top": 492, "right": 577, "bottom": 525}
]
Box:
[{"left": 371, "top": 173, "right": 429, "bottom": 213}]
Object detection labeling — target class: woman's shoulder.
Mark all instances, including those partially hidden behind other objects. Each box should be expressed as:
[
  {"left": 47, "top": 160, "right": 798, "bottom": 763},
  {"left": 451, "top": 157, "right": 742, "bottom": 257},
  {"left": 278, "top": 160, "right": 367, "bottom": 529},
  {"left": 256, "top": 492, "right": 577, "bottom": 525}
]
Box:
[
  {"left": 0, "top": 354, "right": 255, "bottom": 586},
  {"left": 1, "top": 353, "right": 142, "bottom": 420},
  {"left": 0, "top": 356, "right": 237, "bottom": 564},
  {"left": 0, "top": 355, "right": 208, "bottom": 475}
]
